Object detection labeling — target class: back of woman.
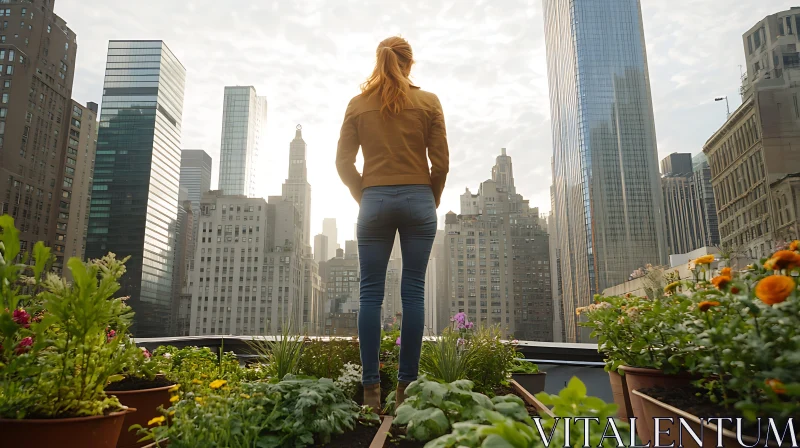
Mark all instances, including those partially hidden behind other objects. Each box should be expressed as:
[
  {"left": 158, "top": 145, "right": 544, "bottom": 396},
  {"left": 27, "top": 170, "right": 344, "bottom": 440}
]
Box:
[{"left": 335, "top": 36, "right": 449, "bottom": 412}]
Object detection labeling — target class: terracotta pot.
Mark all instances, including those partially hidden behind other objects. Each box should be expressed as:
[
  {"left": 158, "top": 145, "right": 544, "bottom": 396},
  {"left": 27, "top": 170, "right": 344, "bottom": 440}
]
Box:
[
  {"left": 0, "top": 409, "right": 134, "bottom": 448},
  {"left": 632, "top": 390, "right": 779, "bottom": 448},
  {"left": 608, "top": 370, "right": 633, "bottom": 421},
  {"left": 619, "top": 365, "right": 696, "bottom": 444},
  {"left": 510, "top": 372, "right": 547, "bottom": 395},
  {"left": 107, "top": 385, "right": 174, "bottom": 448}
]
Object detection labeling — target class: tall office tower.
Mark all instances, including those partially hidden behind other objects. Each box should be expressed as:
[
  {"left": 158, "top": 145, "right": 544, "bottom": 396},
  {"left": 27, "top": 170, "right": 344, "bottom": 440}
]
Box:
[
  {"left": 314, "top": 233, "right": 329, "bottom": 263},
  {"left": 661, "top": 153, "right": 720, "bottom": 256},
  {"left": 319, "top": 247, "right": 360, "bottom": 317},
  {"left": 179, "top": 149, "right": 212, "bottom": 276},
  {"left": 86, "top": 41, "right": 186, "bottom": 337},
  {"left": 302, "top": 256, "right": 324, "bottom": 335},
  {"left": 281, "top": 125, "right": 312, "bottom": 250},
  {"left": 170, "top": 191, "right": 191, "bottom": 334},
  {"left": 445, "top": 149, "right": 552, "bottom": 340},
  {"left": 344, "top": 240, "right": 358, "bottom": 260},
  {"left": 543, "top": 0, "right": 666, "bottom": 342},
  {"left": 63, "top": 101, "right": 98, "bottom": 266},
  {"left": 218, "top": 86, "right": 267, "bottom": 197},
  {"left": 322, "top": 218, "right": 338, "bottom": 260},
  {"left": 0, "top": 0, "right": 76, "bottom": 269},
  {"left": 704, "top": 8, "right": 800, "bottom": 259}
]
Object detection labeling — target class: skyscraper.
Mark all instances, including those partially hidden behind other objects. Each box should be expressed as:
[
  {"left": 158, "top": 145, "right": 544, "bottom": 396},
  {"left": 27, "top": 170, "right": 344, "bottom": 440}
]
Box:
[
  {"left": 543, "top": 0, "right": 667, "bottom": 342},
  {"left": 64, "top": 101, "right": 98, "bottom": 266},
  {"left": 86, "top": 41, "right": 186, "bottom": 337},
  {"left": 314, "top": 233, "right": 329, "bottom": 263},
  {"left": 322, "top": 218, "right": 338, "bottom": 260},
  {"left": 0, "top": 0, "right": 77, "bottom": 270},
  {"left": 282, "top": 125, "right": 312, "bottom": 251},
  {"left": 180, "top": 150, "right": 212, "bottom": 212},
  {"left": 218, "top": 86, "right": 267, "bottom": 197}
]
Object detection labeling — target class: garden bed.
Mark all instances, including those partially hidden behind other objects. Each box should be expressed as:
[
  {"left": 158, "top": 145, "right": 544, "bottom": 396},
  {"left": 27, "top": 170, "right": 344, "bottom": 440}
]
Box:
[{"left": 316, "top": 422, "right": 380, "bottom": 448}]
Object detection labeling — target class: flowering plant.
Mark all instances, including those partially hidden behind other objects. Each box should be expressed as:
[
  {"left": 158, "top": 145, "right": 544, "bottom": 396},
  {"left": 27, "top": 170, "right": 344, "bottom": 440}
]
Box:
[{"left": 334, "top": 362, "right": 363, "bottom": 400}]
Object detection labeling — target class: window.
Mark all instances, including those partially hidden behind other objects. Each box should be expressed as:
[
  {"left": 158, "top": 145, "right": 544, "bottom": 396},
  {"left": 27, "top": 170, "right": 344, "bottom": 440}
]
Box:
[
  {"left": 47, "top": 25, "right": 50, "bottom": 33},
  {"left": 788, "top": 16, "right": 794, "bottom": 35},
  {"left": 64, "top": 166, "right": 74, "bottom": 175},
  {"left": 3, "top": 80, "right": 8, "bottom": 88},
  {"left": 5, "top": 66, "right": 11, "bottom": 75},
  {"left": 63, "top": 177, "right": 72, "bottom": 188},
  {"left": 1, "top": 94, "right": 7, "bottom": 104},
  {"left": 0, "top": 108, "right": 5, "bottom": 118},
  {"left": 20, "top": 8, "right": 25, "bottom": 15}
]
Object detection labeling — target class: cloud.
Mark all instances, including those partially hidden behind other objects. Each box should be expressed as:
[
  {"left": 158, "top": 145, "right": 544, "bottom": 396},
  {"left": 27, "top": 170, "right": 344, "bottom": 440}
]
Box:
[{"left": 62, "top": 0, "right": 787, "bottom": 244}]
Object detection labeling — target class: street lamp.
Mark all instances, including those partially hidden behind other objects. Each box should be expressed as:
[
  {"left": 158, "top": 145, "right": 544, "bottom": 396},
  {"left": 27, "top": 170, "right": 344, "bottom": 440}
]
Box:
[{"left": 715, "top": 96, "right": 730, "bottom": 119}]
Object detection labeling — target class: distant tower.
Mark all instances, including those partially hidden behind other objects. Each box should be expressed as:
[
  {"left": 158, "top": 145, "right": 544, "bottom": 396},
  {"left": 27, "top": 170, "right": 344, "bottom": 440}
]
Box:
[
  {"left": 218, "top": 86, "right": 267, "bottom": 197},
  {"left": 323, "top": 218, "right": 338, "bottom": 260},
  {"left": 282, "top": 125, "right": 312, "bottom": 250}
]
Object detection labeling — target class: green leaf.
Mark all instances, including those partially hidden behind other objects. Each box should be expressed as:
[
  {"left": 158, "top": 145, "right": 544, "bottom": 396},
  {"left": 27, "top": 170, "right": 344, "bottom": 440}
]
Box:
[{"left": 406, "top": 407, "right": 450, "bottom": 441}]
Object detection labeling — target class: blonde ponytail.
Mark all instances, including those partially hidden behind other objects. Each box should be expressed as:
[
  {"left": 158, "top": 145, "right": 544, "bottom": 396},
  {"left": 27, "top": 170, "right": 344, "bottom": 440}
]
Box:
[{"left": 361, "top": 37, "right": 414, "bottom": 116}]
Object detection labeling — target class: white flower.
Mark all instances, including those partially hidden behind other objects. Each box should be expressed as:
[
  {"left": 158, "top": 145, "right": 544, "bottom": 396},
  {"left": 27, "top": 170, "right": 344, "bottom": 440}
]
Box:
[{"left": 334, "top": 362, "right": 362, "bottom": 399}]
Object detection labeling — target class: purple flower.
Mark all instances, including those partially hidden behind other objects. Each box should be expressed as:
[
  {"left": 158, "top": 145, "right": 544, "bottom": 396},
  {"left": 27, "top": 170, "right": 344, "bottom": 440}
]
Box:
[
  {"left": 451, "top": 312, "right": 466, "bottom": 324},
  {"left": 465, "top": 321, "right": 474, "bottom": 330},
  {"left": 395, "top": 336, "right": 401, "bottom": 346},
  {"left": 457, "top": 338, "right": 466, "bottom": 346}
]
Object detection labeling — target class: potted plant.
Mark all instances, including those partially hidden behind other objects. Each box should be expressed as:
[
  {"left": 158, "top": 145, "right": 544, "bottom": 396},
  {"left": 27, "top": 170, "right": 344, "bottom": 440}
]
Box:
[
  {"left": 0, "top": 216, "right": 136, "bottom": 448},
  {"left": 105, "top": 343, "right": 176, "bottom": 448},
  {"left": 508, "top": 357, "right": 546, "bottom": 395}
]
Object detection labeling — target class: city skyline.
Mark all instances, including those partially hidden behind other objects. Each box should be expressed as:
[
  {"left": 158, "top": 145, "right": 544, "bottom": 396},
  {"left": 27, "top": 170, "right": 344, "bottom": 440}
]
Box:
[{"left": 62, "top": 0, "right": 787, "bottom": 242}]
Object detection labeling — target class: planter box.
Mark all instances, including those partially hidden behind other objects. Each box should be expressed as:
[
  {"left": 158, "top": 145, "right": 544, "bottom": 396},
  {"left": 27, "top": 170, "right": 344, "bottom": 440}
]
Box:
[
  {"left": 509, "top": 379, "right": 555, "bottom": 418},
  {"left": 107, "top": 384, "right": 175, "bottom": 448},
  {"left": 141, "top": 416, "right": 394, "bottom": 448},
  {"left": 619, "top": 365, "right": 697, "bottom": 444},
  {"left": 510, "top": 372, "right": 546, "bottom": 395},
  {"left": 632, "top": 390, "right": 779, "bottom": 448},
  {"left": 608, "top": 370, "right": 633, "bottom": 421},
  {"left": 0, "top": 409, "right": 134, "bottom": 448}
]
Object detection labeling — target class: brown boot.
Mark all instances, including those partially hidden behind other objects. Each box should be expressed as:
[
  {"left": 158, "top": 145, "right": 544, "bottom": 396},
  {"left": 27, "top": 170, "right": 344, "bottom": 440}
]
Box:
[
  {"left": 363, "top": 383, "right": 381, "bottom": 412},
  {"left": 396, "top": 381, "right": 411, "bottom": 409}
]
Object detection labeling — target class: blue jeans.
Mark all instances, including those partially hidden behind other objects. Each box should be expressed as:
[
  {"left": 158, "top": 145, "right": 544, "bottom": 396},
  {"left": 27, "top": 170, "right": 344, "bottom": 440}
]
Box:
[{"left": 357, "top": 185, "right": 437, "bottom": 386}]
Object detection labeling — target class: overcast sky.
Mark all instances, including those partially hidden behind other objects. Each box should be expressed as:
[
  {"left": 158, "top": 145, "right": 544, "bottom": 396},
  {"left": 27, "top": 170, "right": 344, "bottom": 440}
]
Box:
[{"left": 61, "top": 0, "right": 785, "bottom": 247}]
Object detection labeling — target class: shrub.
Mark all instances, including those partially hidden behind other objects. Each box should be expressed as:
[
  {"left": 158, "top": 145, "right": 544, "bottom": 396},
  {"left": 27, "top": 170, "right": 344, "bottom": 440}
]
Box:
[{"left": 297, "top": 336, "right": 360, "bottom": 380}]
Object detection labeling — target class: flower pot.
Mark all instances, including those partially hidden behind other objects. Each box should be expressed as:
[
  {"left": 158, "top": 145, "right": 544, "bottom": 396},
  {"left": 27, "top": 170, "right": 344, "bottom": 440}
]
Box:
[
  {"left": 510, "top": 372, "right": 547, "bottom": 395},
  {"left": 631, "top": 390, "right": 779, "bottom": 448},
  {"left": 608, "top": 370, "right": 633, "bottom": 421},
  {"left": 107, "top": 385, "right": 174, "bottom": 448},
  {"left": 619, "top": 366, "right": 696, "bottom": 444},
  {"left": 0, "top": 409, "right": 134, "bottom": 448}
]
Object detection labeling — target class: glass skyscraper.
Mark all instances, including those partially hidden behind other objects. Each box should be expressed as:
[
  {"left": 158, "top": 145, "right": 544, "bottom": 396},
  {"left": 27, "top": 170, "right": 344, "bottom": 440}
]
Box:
[
  {"left": 543, "top": 0, "right": 667, "bottom": 342},
  {"left": 218, "top": 86, "right": 267, "bottom": 197},
  {"left": 86, "top": 41, "right": 186, "bottom": 337}
]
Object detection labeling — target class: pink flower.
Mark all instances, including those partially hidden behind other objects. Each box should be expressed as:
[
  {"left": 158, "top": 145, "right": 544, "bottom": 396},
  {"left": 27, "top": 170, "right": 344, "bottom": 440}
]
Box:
[
  {"left": 457, "top": 338, "right": 466, "bottom": 346},
  {"left": 465, "top": 321, "right": 474, "bottom": 330},
  {"left": 106, "top": 329, "right": 116, "bottom": 343},
  {"left": 395, "top": 336, "right": 401, "bottom": 346},
  {"left": 141, "top": 347, "right": 151, "bottom": 358},
  {"left": 15, "top": 337, "right": 33, "bottom": 354},
  {"left": 12, "top": 309, "right": 30, "bottom": 329}
]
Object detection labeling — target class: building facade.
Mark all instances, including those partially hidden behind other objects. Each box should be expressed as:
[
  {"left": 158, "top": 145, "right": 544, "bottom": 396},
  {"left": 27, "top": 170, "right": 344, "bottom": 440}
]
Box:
[
  {"left": 704, "top": 8, "right": 800, "bottom": 260},
  {"left": 319, "top": 248, "right": 360, "bottom": 316},
  {"left": 313, "top": 233, "right": 329, "bottom": 263},
  {"left": 281, "top": 125, "right": 312, "bottom": 251},
  {"left": 543, "top": 0, "right": 667, "bottom": 342},
  {"left": 63, "top": 101, "right": 98, "bottom": 266},
  {"left": 218, "top": 86, "right": 266, "bottom": 197},
  {"left": 180, "top": 150, "right": 212, "bottom": 211},
  {"left": 661, "top": 153, "right": 720, "bottom": 256},
  {"left": 0, "top": 0, "right": 77, "bottom": 268},
  {"left": 86, "top": 40, "right": 185, "bottom": 337},
  {"left": 322, "top": 218, "right": 338, "bottom": 260}
]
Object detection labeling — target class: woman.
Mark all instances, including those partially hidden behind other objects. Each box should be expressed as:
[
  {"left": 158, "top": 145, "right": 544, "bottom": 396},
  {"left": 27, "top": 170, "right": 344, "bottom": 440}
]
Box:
[{"left": 336, "top": 36, "right": 449, "bottom": 411}]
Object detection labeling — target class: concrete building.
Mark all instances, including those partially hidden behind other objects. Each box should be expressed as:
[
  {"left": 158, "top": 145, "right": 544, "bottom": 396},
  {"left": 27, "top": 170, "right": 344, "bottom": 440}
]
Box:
[
  {"left": 704, "top": 8, "right": 800, "bottom": 260},
  {"left": 445, "top": 149, "right": 552, "bottom": 340},
  {"left": 86, "top": 41, "right": 185, "bottom": 337},
  {"left": 661, "top": 153, "right": 720, "bottom": 256},
  {"left": 218, "top": 86, "right": 267, "bottom": 197},
  {"left": 314, "top": 233, "right": 329, "bottom": 263},
  {"left": 543, "top": 0, "right": 667, "bottom": 342},
  {"left": 171, "top": 193, "right": 192, "bottom": 334},
  {"left": 431, "top": 229, "right": 449, "bottom": 334},
  {"left": 322, "top": 218, "right": 338, "bottom": 261},
  {"left": 319, "top": 248, "right": 360, "bottom": 316},
  {"left": 0, "top": 0, "right": 77, "bottom": 268},
  {"left": 302, "top": 256, "right": 324, "bottom": 335},
  {"left": 344, "top": 239, "right": 358, "bottom": 260},
  {"left": 188, "top": 191, "right": 307, "bottom": 336},
  {"left": 180, "top": 150, "right": 212, "bottom": 211},
  {"left": 63, "top": 101, "right": 98, "bottom": 268},
  {"left": 281, "top": 125, "right": 312, "bottom": 251}
]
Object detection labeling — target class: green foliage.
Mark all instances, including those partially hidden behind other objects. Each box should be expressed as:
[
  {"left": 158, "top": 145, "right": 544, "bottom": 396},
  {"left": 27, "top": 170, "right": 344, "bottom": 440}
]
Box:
[
  {"left": 0, "top": 216, "right": 135, "bottom": 419},
  {"left": 465, "top": 326, "right": 517, "bottom": 394},
  {"left": 393, "top": 376, "right": 532, "bottom": 442},
  {"left": 419, "top": 328, "right": 476, "bottom": 384},
  {"left": 247, "top": 325, "right": 304, "bottom": 379},
  {"left": 297, "top": 336, "right": 360, "bottom": 379},
  {"left": 148, "top": 345, "right": 254, "bottom": 391},
  {"left": 509, "top": 358, "right": 540, "bottom": 374},
  {"left": 138, "top": 376, "right": 378, "bottom": 448}
]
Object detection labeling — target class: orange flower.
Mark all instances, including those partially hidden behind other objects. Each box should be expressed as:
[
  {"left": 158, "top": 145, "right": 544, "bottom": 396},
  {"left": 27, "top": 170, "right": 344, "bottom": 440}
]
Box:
[
  {"left": 720, "top": 267, "right": 732, "bottom": 277},
  {"left": 710, "top": 275, "right": 732, "bottom": 290},
  {"left": 755, "top": 275, "right": 795, "bottom": 305},
  {"left": 698, "top": 300, "right": 720, "bottom": 312},
  {"left": 763, "top": 250, "right": 800, "bottom": 271},
  {"left": 765, "top": 378, "right": 786, "bottom": 395},
  {"left": 692, "top": 255, "right": 715, "bottom": 265},
  {"left": 791, "top": 240, "right": 800, "bottom": 251}
]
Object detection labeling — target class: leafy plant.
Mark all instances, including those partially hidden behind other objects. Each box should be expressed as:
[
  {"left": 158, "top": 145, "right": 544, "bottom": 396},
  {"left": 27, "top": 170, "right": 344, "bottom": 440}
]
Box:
[
  {"left": 393, "top": 376, "right": 532, "bottom": 442},
  {"left": 297, "top": 336, "right": 360, "bottom": 380},
  {"left": 465, "top": 325, "right": 517, "bottom": 394},
  {"left": 419, "top": 328, "right": 476, "bottom": 384},
  {"left": 247, "top": 324, "right": 304, "bottom": 379},
  {"left": 334, "top": 362, "right": 362, "bottom": 400},
  {"left": 509, "top": 358, "right": 540, "bottom": 374}
]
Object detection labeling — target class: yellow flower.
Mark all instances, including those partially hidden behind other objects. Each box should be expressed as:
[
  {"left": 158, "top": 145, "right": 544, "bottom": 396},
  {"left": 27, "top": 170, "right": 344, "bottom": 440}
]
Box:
[
  {"left": 692, "top": 255, "right": 715, "bottom": 265},
  {"left": 209, "top": 379, "right": 227, "bottom": 390},
  {"left": 170, "top": 395, "right": 180, "bottom": 403},
  {"left": 240, "top": 393, "right": 251, "bottom": 399},
  {"left": 169, "top": 410, "right": 175, "bottom": 417},
  {"left": 195, "top": 397, "right": 205, "bottom": 405},
  {"left": 755, "top": 275, "right": 795, "bottom": 305},
  {"left": 664, "top": 281, "right": 681, "bottom": 293},
  {"left": 191, "top": 379, "right": 203, "bottom": 385},
  {"left": 148, "top": 416, "right": 166, "bottom": 426},
  {"left": 168, "top": 384, "right": 180, "bottom": 393}
]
